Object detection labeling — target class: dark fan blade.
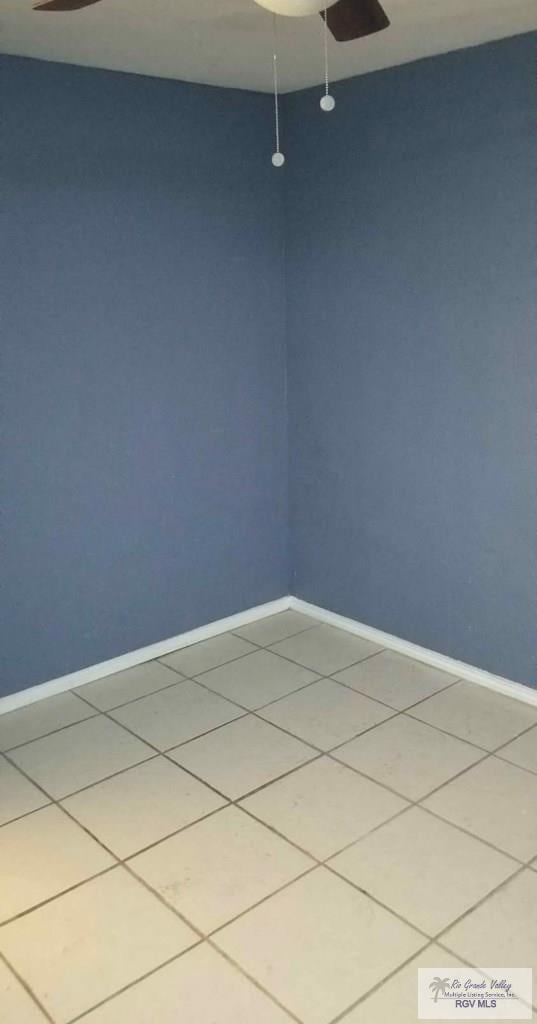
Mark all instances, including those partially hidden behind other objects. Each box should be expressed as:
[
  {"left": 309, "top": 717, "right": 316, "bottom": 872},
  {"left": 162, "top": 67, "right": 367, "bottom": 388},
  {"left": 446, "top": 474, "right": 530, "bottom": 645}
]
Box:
[
  {"left": 322, "top": 0, "right": 390, "bottom": 42},
  {"left": 34, "top": 0, "right": 103, "bottom": 10}
]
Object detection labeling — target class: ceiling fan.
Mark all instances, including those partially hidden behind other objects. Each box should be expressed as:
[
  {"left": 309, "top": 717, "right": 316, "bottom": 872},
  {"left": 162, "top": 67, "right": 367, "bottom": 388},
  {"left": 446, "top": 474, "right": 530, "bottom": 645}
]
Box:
[{"left": 33, "top": 0, "right": 390, "bottom": 45}]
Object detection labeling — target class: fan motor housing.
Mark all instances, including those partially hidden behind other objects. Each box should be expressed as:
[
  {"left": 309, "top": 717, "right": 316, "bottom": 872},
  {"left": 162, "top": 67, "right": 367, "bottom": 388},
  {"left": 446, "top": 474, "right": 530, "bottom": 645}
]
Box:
[{"left": 253, "top": 0, "right": 339, "bottom": 17}]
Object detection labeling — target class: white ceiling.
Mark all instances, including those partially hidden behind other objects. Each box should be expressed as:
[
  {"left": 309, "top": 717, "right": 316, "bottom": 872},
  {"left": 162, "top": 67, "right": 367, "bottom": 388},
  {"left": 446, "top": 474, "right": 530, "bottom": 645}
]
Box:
[{"left": 1, "top": 0, "right": 535, "bottom": 94}]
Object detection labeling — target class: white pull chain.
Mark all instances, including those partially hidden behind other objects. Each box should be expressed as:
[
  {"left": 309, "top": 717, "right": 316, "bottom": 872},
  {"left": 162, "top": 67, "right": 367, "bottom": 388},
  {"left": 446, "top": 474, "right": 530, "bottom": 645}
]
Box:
[
  {"left": 272, "top": 16, "right": 285, "bottom": 167},
  {"left": 320, "top": 10, "right": 335, "bottom": 112}
]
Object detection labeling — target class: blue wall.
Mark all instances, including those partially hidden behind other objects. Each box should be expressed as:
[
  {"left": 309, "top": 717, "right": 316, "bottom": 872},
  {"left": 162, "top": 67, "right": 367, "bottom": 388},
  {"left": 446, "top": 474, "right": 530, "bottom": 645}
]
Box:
[
  {"left": 285, "top": 34, "right": 536, "bottom": 687},
  {"left": 3, "top": 35, "right": 534, "bottom": 698},
  {"left": 2, "top": 56, "right": 288, "bottom": 697}
]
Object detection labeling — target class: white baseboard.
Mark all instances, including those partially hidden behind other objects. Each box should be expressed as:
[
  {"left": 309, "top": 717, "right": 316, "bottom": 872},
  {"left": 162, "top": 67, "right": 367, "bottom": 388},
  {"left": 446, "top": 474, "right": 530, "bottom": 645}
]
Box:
[
  {"left": 0, "top": 597, "right": 290, "bottom": 715},
  {"left": 289, "top": 597, "right": 537, "bottom": 708},
  {"left": 2, "top": 594, "right": 535, "bottom": 716}
]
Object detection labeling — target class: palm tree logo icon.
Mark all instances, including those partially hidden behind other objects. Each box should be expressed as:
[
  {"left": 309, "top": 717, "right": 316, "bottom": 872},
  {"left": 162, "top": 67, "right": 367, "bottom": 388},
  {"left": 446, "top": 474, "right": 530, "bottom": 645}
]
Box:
[{"left": 429, "top": 977, "right": 451, "bottom": 1003}]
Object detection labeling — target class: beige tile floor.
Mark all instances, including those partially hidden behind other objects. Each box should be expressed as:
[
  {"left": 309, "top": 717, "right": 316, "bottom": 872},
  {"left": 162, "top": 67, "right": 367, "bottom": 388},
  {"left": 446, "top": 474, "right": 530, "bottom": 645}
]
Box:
[{"left": 1, "top": 610, "right": 536, "bottom": 1023}]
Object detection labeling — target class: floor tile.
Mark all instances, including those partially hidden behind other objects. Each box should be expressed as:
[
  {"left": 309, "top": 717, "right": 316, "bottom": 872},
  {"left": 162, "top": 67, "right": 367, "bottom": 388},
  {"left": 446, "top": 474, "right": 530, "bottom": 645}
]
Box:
[
  {"left": 442, "top": 870, "right": 537, "bottom": 979},
  {"left": 129, "top": 805, "right": 313, "bottom": 934},
  {"left": 196, "top": 650, "right": 319, "bottom": 710},
  {"left": 241, "top": 756, "right": 407, "bottom": 860},
  {"left": 330, "top": 806, "right": 517, "bottom": 935},
  {"left": 10, "top": 715, "right": 154, "bottom": 799},
  {"left": 0, "top": 692, "right": 95, "bottom": 752},
  {"left": 260, "top": 678, "right": 393, "bottom": 750},
  {"left": 339, "top": 944, "right": 467, "bottom": 1024},
  {"left": 169, "top": 715, "right": 316, "bottom": 799},
  {"left": 81, "top": 943, "right": 294, "bottom": 1024},
  {"left": 75, "top": 661, "right": 182, "bottom": 711},
  {"left": 0, "top": 804, "right": 113, "bottom": 922},
  {"left": 110, "top": 680, "right": 244, "bottom": 751},
  {"left": 334, "top": 715, "right": 484, "bottom": 800},
  {"left": 409, "top": 681, "right": 537, "bottom": 750},
  {"left": 0, "top": 756, "right": 50, "bottom": 826},
  {"left": 235, "top": 610, "right": 319, "bottom": 647},
  {"left": 214, "top": 867, "right": 424, "bottom": 1024},
  {"left": 334, "top": 651, "right": 457, "bottom": 710},
  {"left": 0, "top": 867, "right": 197, "bottom": 1024},
  {"left": 423, "top": 756, "right": 537, "bottom": 861},
  {"left": 269, "top": 624, "right": 382, "bottom": 675},
  {"left": 62, "top": 757, "right": 226, "bottom": 858},
  {"left": 0, "top": 959, "right": 49, "bottom": 1024},
  {"left": 160, "top": 634, "right": 256, "bottom": 677},
  {"left": 496, "top": 725, "right": 537, "bottom": 774}
]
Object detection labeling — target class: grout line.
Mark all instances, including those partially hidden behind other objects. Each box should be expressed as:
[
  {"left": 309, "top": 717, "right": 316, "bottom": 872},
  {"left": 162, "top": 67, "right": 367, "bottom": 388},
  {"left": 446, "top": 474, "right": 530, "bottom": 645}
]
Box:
[
  {"left": 430, "top": 861, "right": 529, "bottom": 944},
  {"left": 230, "top": 618, "right": 322, "bottom": 646},
  {"left": 183, "top": 670, "right": 504, "bottom": 825},
  {"left": 65, "top": 945, "right": 203, "bottom": 1024},
  {"left": 2, "top": 693, "right": 529, "bottom": 936},
  {"left": 1, "top": 708, "right": 101, "bottom": 754},
  {"left": 69, "top": 700, "right": 251, "bottom": 806},
  {"left": 0, "top": 863, "right": 118, "bottom": 929},
  {"left": 0, "top": 949, "right": 56, "bottom": 1023},
  {"left": 182, "top": 656, "right": 474, "bottom": 761},
  {"left": 0, "top": 865, "right": 525, "bottom": 1020},
  {"left": 223, "top": 800, "right": 434, "bottom": 941},
  {"left": 0, "top": 635, "right": 456, "bottom": 760},
  {"left": 66, "top": 932, "right": 306, "bottom": 1024},
  {"left": 3, "top": 629, "right": 536, "bottom": 1022},
  {"left": 3, "top": 665, "right": 532, "bottom": 869},
  {"left": 0, "top": 747, "right": 204, "bottom": 928},
  {"left": 326, "top": 707, "right": 537, "bottom": 866},
  {"left": 70, "top": 844, "right": 310, "bottom": 1024},
  {"left": 331, "top": 673, "right": 464, "bottom": 717},
  {"left": 73, "top": 668, "right": 190, "bottom": 714},
  {"left": 218, "top": 809, "right": 433, "bottom": 943},
  {"left": 434, "top": 934, "right": 537, "bottom": 1015},
  {"left": 0, "top": 799, "right": 53, "bottom": 831},
  {"left": 0, "top": 751, "right": 160, "bottom": 829},
  {"left": 157, "top": 639, "right": 272, "bottom": 675},
  {"left": 57, "top": 752, "right": 162, "bottom": 802},
  {"left": 189, "top": 672, "right": 323, "bottom": 716},
  {"left": 1, "top": 629, "right": 290, "bottom": 757},
  {"left": 0, "top": 755, "right": 216, "bottom": 1018},
  {"left": 179, "top": 679, "right": 328, "bottom": 747},
  {"left": 134, "top": 858, "right": 319, "bottom": 948},
  {"left": 2, "top": 710, "right": 420, "bottom": 949},
  {"left": 184, "top": 668, "right": 402, "bottom": 752},
  {"left": 262, "top": 645, "right": 389, "bottom": 680},
  {"left": 205, "top": 864, "right": 320, "bottom": 942},
  {"left": 120, "top": 860, "right": 206, "bottom": 939},
  {"left": 4, "top": 658, "right": 534, "bottom": 855},
  {"left": 109, "top": 805, "right": 232, "bottom": 861},
  {"left": 7, "top": 748, "right": 160, "bottom": 805},
  {"left": 339, "top": 735, "right": 486, "bottom": 803},
  {"left": 416, "top": 803, "right": 529, "bottom": 867},
  {"left": 325, "top": 939, "right": 434, "bottom": 1024},
  {"left": 494, "top": 751, "right": 537, "bottom": 776},
  {"left": 203, "top": 940, "right": 306, "bottom": 1024},
  {"left": 491, "top": 720, "right": 537, "bottom": 752},
  {"left": 402, "top": 696, "right": 537, "bottom": 751},
  {"left": 112, "top": 711, "right": 251, "bottom": 760},
  {"left": 327, "top": 931, "right": 537, "bottom": 1024},
  {"left": 408, "top": 712, "right": 537, "bottom": 835},
  {"left": 325, "top": 850, "right": 520, "bottom": 936},
  {"left": 485, "top": 719, "right": 537, "bottom": 771},
  {"left": 167, "top": 748, "right": 323, "bottom": 807},
  {"left": 404, "top": 708, "right": 498, "bottom": 748},
  {"left": 190, "top": 621, "right": 393, "bottom": 688},
  {"left": 72, "top": 677, "right": 183, "bottom": 713}
]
